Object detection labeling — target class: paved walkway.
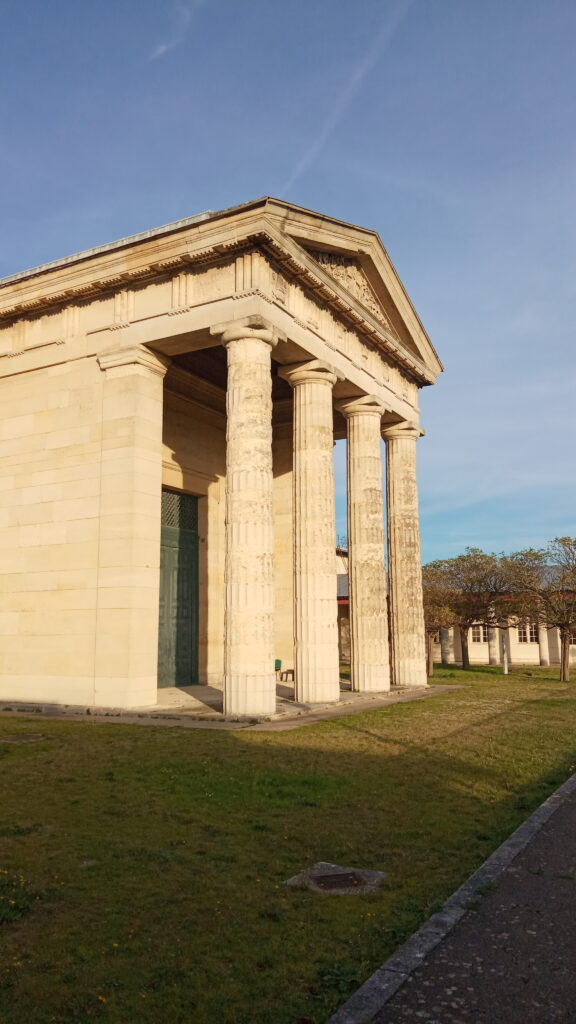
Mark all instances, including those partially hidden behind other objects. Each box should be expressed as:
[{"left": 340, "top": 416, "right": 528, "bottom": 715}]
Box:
[
  {"left": 329, "top": 773, "right": 576, "bottom": 1024},
  {"left": 0, "top": 682, "right": 458, "bottom": 731}
]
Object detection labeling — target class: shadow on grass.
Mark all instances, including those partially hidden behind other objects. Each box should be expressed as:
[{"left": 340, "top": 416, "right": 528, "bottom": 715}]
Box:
[{"left": 0, "top": 675, "right": 575, "bottom": 1024}]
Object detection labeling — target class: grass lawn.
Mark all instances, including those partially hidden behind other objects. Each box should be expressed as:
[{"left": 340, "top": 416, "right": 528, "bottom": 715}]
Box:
[{"left": 1, "top": 666, "right": 576, "bottom": 1024}]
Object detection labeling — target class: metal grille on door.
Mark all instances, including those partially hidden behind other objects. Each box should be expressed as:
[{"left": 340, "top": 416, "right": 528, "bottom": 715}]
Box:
[
  {"left": 161, "top": 489, "right": 198, "bottom": 532},
  {"left": 158, "top": 489, "right": 199, "bottom": 686}
]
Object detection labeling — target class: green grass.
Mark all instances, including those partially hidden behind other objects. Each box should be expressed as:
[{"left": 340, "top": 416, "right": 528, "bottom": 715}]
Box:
[{"left": 1, "top": 667, "right": 576, "bottom": 1023}]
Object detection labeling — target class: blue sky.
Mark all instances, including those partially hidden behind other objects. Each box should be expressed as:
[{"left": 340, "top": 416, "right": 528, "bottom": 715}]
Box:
[{"left": 1, "top": 0, "right": 574, "bottom": 560}]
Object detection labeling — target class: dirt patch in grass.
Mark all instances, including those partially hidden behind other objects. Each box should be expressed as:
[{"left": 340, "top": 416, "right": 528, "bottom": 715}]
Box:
[{"left": 1, "top": 668, "right": 575, "bottom": 1023}]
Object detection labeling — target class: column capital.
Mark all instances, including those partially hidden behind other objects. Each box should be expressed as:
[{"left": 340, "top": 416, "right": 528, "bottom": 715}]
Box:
[
  {"left": 381, "top": 420, "right": 424, "bottom": 441},
  {"left": 97, "top": 345, "right": 170, "bottom": 378},
  {"left": 279, "top": 359, "right": 341, "bottom": 388},
  {"left": 210, "top": 315, "right": 284, "bottom": 348},
  {"left": 337, "top": 394, "right": 387, "bottom": 419}
]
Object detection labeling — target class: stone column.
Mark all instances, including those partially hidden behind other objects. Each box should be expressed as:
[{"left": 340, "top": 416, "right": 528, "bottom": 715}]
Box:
[
  {"left": 219, "top": 322, "right": 278, "bottom": 716},
  {"left": 538, "top": 623, "right": 550, "bottom": 666},
  {"left": 440, "top": 627, "right": 455, "bottom": 665},
  {"left": 488, "top": 627, "right": 500, "bottom": 666},
  {"left": 280, "top": 360, "right": 340, "bottom": 703},
  {"left": 95, "top": 346, "right": 169, "bottom": 708},
  {"left": 552, "top": 627, "right": 562, "bottom": 665},
  {"left": 501, "top": 627, "right": 513, "bottom": 668},
  {"left": 272, "top": 423, "right": 294, "bottom": 674},
  {"left": 338, "top": 396, "right": 390, "bottom": 692},
  {"left": 382, "top": 422, "right": 427, "bottom": 688}
]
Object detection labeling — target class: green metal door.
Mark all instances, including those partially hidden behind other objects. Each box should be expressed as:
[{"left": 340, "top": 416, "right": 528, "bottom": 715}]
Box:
[{"left": 157, "top": 489, "right": 199, "bottom": 687}]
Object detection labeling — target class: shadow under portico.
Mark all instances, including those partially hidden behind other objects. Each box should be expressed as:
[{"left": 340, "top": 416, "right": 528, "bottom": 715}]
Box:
[
  {"left": 142, "top": 679, "right": 457, "bottom": 727},
  {"left": 160, "top": 343, "right": 353, "bottom": 703}
]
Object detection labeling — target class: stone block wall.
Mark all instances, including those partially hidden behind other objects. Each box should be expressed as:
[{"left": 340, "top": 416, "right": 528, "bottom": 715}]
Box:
[{"left": 0, "top": 357, "right": 104, "bottom": 704}]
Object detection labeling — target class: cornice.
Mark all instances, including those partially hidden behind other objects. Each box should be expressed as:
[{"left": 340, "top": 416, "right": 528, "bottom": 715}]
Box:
[
  {"left": 245, "top": 232, "right": 434, "bottom": 386},
  {"left": 0, "top": 226, "right": 435, "bottom": 386}
]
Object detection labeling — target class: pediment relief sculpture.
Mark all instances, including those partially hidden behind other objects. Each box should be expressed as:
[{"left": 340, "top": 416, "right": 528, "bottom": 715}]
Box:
[{"left": 305, "top": 248, "right": 398, "bottom": 337}]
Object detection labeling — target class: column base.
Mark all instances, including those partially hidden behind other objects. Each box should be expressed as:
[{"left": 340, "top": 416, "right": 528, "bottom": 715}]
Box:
[
  {"left": 295, "top": 669, "right": 340, "bottom": 705},
  {"left": 351, "top": 666, "right": 391, "bottom": 693},
  {"left": 223, "top": 674, "right": 277, "bottom": 717},
  {"left": 392, "top": 661, "right": 428, "bottom": 688}
]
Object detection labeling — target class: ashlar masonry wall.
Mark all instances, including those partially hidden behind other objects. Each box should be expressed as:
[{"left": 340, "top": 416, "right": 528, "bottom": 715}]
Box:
[{"left": 0, "top": 357, "right": 105, "bottom": 704}]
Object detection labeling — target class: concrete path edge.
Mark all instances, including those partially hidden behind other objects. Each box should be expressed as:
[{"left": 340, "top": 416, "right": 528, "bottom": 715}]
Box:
[{"left": 326, "top": 769, "right": 576, "bottom": 1024}]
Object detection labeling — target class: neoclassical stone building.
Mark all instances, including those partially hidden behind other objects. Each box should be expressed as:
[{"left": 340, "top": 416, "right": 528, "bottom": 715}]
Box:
[{"left": 0, "top": 199, "right": 442, "bottom": 714}]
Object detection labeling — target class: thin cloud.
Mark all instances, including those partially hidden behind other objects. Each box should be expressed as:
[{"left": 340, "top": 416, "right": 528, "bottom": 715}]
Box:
[
  {"left": 148, "top": 2, "right": 204, "bottom": 62},
  {"left": 280, "top": 0, "right": 417, "bottom": 195}
]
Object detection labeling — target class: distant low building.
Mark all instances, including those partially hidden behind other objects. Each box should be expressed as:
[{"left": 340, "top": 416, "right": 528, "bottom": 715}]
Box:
[
  {"left": 433, "top": 624, "right": 576, "bottom": 668},
  {"left": 336, "top": 547, "right": 576, "bottom": 668}
]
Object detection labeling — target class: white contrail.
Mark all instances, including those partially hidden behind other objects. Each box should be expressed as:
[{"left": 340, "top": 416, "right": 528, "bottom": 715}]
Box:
[
  {"left": 280, "top": 0, "right": 417, "bottom": 195},
  {"left": 148, "top": 2, "right": 202, "bottom": 61}
]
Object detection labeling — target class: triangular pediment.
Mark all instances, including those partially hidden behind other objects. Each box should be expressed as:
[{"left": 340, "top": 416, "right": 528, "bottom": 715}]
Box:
[
  {"left": 0, "top": 195, "right": 442, "bottom": 382},
  {"left": 296, "top": 241, "right": 432, "bottom": 366},
  {"left": 253, "top": 198, "right": 442, "bottom": 376},
  {"left": 303, "top": 247, "right": 399, "bottom": 336}
]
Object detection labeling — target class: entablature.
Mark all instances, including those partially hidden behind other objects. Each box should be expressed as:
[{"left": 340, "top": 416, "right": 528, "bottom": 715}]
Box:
[{"left": 0, "top": 199, "right": 442, "bottom": 394}]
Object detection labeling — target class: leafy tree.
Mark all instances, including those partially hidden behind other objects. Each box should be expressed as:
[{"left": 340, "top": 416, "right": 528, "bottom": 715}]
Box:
[
  {"left": 423, "top": 549, "right": 506, "bottom": 670},
  {"left": 502, "top": 537, "right": 576, "bottom": 682}
]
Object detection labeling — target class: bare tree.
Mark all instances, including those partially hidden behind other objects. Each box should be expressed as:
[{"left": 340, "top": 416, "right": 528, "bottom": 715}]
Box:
[
  {"left": 503, "top": 537, "right": 576, "bottom": 682},
  {"left": 423, "top": 549, "right": 506, "bottom": 670},
  {"left": 422, "top": 563, "right": 456, "bottom": 678}
]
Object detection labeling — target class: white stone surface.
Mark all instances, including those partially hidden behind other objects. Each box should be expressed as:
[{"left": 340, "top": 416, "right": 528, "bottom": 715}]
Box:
[
  {"left": 220, "top": 324, "right": 277, "bottom": 716},
  {"left": 280, "top": 361, "right": 340, "bottom": 703},
  {"left": 273, "top": 423, "right": 295, "bottom": 672},
  {"left": 0, "top": 199, "right": 445, "bottom": 710},
  {"left": 440, "top": 627, "right": 456, "bottom": 665},
  {"left": 538, "top": 623, "right": 550, "bottom": 666},
  {"left": 95, "top": 346, "right": 169, "bottom": 707},
  {"left": 383, "top": 423, "right": 427, "bottom": 688},
  {"left": 488, "top": 626, "right": 500, "bottom": 666},
  {"left": 339, "top": 396, "right": 390, "bottom": 692}
]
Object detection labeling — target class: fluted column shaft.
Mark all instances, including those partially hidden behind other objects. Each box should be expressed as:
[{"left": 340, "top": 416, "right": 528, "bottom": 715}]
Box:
[
  {"left": 280, "top": 361, "right": 340, "bottom": 703},
  {"left": 221, "top": 325, "right": 277, "bottom": 716},
  {"left": 383, "top": 423, "right": 427, "bottom": 687},
  {"left": 339, "top": 397, "right": 390, "bottom": 692}
]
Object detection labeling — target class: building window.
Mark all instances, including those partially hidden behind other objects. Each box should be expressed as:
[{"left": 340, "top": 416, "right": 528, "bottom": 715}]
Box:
[
  {"left": 471, "top": 624, "right": 488, "bottom": 643},
  {"left": 432, "top": 631, "right": 440, "bottom": 643},
  {"left": 518, "top": 622, "right": 538, "bottom": 643}
]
